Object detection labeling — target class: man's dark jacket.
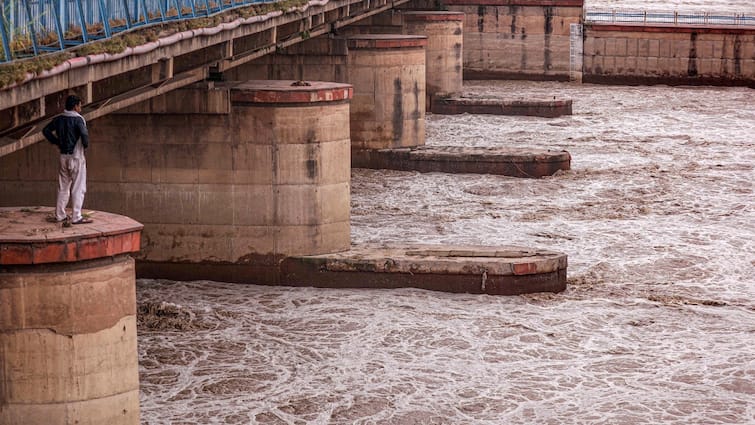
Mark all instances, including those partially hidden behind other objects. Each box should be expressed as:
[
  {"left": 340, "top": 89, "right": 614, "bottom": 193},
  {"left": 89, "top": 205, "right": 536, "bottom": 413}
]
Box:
[{"left": 43, "top": 114, "right": 89, "bottom": 155}]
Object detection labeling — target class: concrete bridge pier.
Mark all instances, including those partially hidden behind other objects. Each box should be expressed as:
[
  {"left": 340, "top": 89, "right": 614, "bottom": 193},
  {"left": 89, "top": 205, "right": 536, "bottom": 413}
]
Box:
[
  {"left": 0, "top": 207, "right": 143, "bottom": 425},
  {"left": 401, "top": 11, "right": 465, "bottom": 110},
  {"left": 347, "top": 34, "right": 428, "bottom": 155},
  {"left": 90, "top": 81, "right": 354, "bottom": 282}
]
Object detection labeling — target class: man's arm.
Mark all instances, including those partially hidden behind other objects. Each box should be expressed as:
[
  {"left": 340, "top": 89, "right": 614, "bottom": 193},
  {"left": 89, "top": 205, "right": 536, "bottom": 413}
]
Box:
[
  {"left": 77, "top": 118, "right": 89, "bottom": 149},
  {"left": 43, "top": 118, "right": 60, "bottom": 146}
]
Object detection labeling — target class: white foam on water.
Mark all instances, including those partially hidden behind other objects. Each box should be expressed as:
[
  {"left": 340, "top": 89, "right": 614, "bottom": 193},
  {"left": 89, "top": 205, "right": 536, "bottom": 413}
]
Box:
[{"left": 138, "top": 81, "right": 755, "bottom": 424}]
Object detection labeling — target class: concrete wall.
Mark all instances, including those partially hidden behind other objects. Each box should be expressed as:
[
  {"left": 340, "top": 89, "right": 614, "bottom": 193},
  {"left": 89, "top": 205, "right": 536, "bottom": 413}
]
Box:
[
  {"left": 583, "top": 24, "right": 755, "bottom": 86},
  {"left": 442, "top": 0, "right": 583, "bottom": 80}
]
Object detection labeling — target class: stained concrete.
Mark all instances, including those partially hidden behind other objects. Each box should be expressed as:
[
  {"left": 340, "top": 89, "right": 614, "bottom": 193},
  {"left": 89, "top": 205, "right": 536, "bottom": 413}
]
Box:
[
  {"left": 352, "top": 145, "right": 571, "bottom": 177},
  {"left": 432, "top": 96, "right": 572, "bottom": 117},
  {"left": 283, "top": 244, "right": 568, "bottom": 295}
]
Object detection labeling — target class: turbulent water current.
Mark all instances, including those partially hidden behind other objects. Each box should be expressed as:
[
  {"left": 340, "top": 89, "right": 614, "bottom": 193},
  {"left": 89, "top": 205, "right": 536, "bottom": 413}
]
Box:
[
  {"left": 138, "top": 81, "right": 754, "bottom": 424},
  {"left": 586, "top": 0, "right": 754, "bottom": 13}
]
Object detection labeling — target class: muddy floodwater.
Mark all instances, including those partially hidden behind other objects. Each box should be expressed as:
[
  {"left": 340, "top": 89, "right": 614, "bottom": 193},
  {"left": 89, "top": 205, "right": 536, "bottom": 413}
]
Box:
[
  {"left": 137, "top": 81, "right": 754, "bottom": 424},
  {"left": 586, "top": 0, "right": 754, "bottom": 13}
]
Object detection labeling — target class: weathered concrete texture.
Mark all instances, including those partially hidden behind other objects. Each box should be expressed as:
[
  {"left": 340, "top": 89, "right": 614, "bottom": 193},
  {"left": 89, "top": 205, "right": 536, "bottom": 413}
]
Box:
[
  {"left": 440, "top": 0, "right": 582, "bottom": 80},
  {"left": 0, "top": 81, "right": 353, "bottom": 269},
  {"left": 347, "top": 34, "right": 427, "bottom": 150},
  {"left": 227, "top": 34, "right": 427, "bottom": 151},
  {"left": 352, "top": 145, "right": 570, "bottom": 177},
  {"left": 282, "top": 244, "right": 568, "bottom": 295},
  {"left": 432, "top": 96, "right": 572, "bottom": 117},
  {"left": 403, "top": 11, "right": 465, "bottom": 111},
  {"left": 0, "top": 206, "right": 141, "bottom": 425},
  {"left": 584, "top": 24, "right": 755, "bottom": 87}
]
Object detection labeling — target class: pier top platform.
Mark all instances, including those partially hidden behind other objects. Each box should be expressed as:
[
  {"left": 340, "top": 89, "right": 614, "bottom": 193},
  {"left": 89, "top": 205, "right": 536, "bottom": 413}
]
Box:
[{"left": 0, "top": 206, "right": 143, "bottom": 265}]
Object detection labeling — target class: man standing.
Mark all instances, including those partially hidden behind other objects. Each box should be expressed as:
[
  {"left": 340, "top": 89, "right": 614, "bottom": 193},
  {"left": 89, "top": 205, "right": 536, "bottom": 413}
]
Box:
[{"left": 42, "top": 95, "right": 92, "bottom": 224}]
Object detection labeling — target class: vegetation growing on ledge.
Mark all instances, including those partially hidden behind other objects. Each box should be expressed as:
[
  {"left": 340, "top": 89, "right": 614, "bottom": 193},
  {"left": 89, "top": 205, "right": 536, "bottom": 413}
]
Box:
[{"left": 0, "top": 0, "right": 309, "bottom": 89}]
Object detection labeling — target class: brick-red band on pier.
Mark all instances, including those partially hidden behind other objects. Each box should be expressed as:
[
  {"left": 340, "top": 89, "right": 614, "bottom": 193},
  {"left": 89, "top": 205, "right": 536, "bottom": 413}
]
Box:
[
  {"left": 0, "top": 207, "right": 143, "bottom": 265},
  {"left": 229, "top": 81, "right": 353, "bottom": 104}
]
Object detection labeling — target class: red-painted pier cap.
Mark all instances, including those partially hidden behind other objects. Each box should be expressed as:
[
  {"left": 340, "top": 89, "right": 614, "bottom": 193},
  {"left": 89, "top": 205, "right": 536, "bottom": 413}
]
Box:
[
  {"left": 347, "top": 34, "right": 428, "bottom": 49},
  {"left": 403, "top": 11, "right": 465, "bottom": 21},
  {"left": 0, "top": 207, "right": 143, "bottom": 265},
  {"left": 228, "top": 80, "right": 353, "bottom": 104}
]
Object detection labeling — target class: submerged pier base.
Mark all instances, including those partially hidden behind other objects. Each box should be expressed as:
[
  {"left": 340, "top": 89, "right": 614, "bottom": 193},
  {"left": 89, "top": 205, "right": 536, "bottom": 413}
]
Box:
[
  {"left": 353, "top": 145, "right": 570, "bottom": 177},
  {"left": 432, "top": 96, "right": 573, "bottom": 118},
  {"left": 282, "top": 244, "right": 567, "bottom": 295}
]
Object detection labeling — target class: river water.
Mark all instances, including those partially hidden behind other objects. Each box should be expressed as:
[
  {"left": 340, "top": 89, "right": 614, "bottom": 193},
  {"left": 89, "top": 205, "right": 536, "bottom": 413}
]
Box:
[
  {"left": 586, "top": 0, "right": 754, "bottom": 13},
  {"left": 137, "top": 80, "right": 754, "bottom": 424}
]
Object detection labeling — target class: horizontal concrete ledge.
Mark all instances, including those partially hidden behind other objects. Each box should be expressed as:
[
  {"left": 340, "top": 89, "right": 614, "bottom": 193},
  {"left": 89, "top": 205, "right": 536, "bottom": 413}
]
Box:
[
  {"left": 464, "top": 70, "right": 572, "bottom": 82},
  {"left": 432, "top": 96, "right": 572, "bottom": 117},
  {"left": 585, "top": 23, "right": 755, "bottom": 35},
  {"left": 402, "top": 11, "right": 465, "bottom": 21},
  {"left": 228, "top": 80, "right": 353, "bottom": 104},
  {"left": 347, "top": 34, "right": 428, "bottom": 49},
  {"left": 583, "top": 74, "right": 755, "bottom": 89},
  {"left": 136, "top": 244, "right": 567, "bottom": 295},
  {"left": 352, "top": 146, "right": 571, "bottom": 177},
  {"left": 443, "top": 0, "right": 583, "bottom": 6},
  {"left": 286, "top": 244, "right": 567, "bottom": 295},
  {"left": 0, "top": 207, "right": 143, "bottom": 265}
]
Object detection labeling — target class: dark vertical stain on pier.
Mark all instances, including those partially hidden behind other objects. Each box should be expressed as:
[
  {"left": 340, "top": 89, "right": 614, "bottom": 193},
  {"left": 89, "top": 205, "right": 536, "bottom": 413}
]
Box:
[
  {"left": 413, "top": 81, "right": 421, "bottom": 140},
  {"left": 510, "top": 6, "right": 518, "bottom": 39},
  {"left": 393, "top": 78, "right": 404, "bottom": 143},
  {"left": 477, "top": 6, "right": 485, "bottom": 33},
  {"left": 544, "top": 7, "right": 553, "bottom": 72},
  {"left": 305, "top": 136, "right": 319, "bottom": 180},
  {"left": 733, "top": 35, "right": 742, "bottom": 76},
  {"left": 687, "top": 32, "right": 698, "bottom": 77}
]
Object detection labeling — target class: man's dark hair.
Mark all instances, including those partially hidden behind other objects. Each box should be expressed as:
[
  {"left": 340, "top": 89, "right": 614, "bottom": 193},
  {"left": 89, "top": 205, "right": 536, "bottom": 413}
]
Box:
[{"left": 65, "top": 95, "right": 82, "bottom": 111}]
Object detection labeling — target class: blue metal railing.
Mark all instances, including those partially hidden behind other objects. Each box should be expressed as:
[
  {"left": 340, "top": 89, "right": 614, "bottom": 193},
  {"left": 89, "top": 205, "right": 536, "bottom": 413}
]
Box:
[
  {"left": 585, "top": 8, "right": 755, "bottom": 27},
  {"left": 0, "top": 0, "right": 272, "bottom": 62}
]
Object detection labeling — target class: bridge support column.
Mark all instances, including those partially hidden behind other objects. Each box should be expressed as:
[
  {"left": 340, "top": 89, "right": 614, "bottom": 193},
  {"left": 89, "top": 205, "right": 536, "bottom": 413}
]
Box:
[
  {"left": 90, "top": 81, "right": 353, "bottom": 282},
  {"left": 347, "top": 34, "right": 427, "bottom": 154},
  {"left": 0, "top": 207, "right": 142, "bottom": 425},
  {"left": 402, "top": 11, "right": 464, "bottom": 110}
]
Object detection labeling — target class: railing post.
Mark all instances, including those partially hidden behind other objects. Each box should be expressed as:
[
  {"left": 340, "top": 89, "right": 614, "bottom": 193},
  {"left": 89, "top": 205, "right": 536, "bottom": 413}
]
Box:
[
  {"left": 98, "top": 0, "right": 112, "bottom": 37},
  {"left": 74, "top": 0, "right": 89, "bottom": 42},
  {"left": 0, "top": 10, "right": 12, "bottom": 61},
  {"left": 50, "top": 0, "right": 66, "bottom": 49},
  {"left": 23, "top": 0, "right": 40, "bottom": 55}
]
